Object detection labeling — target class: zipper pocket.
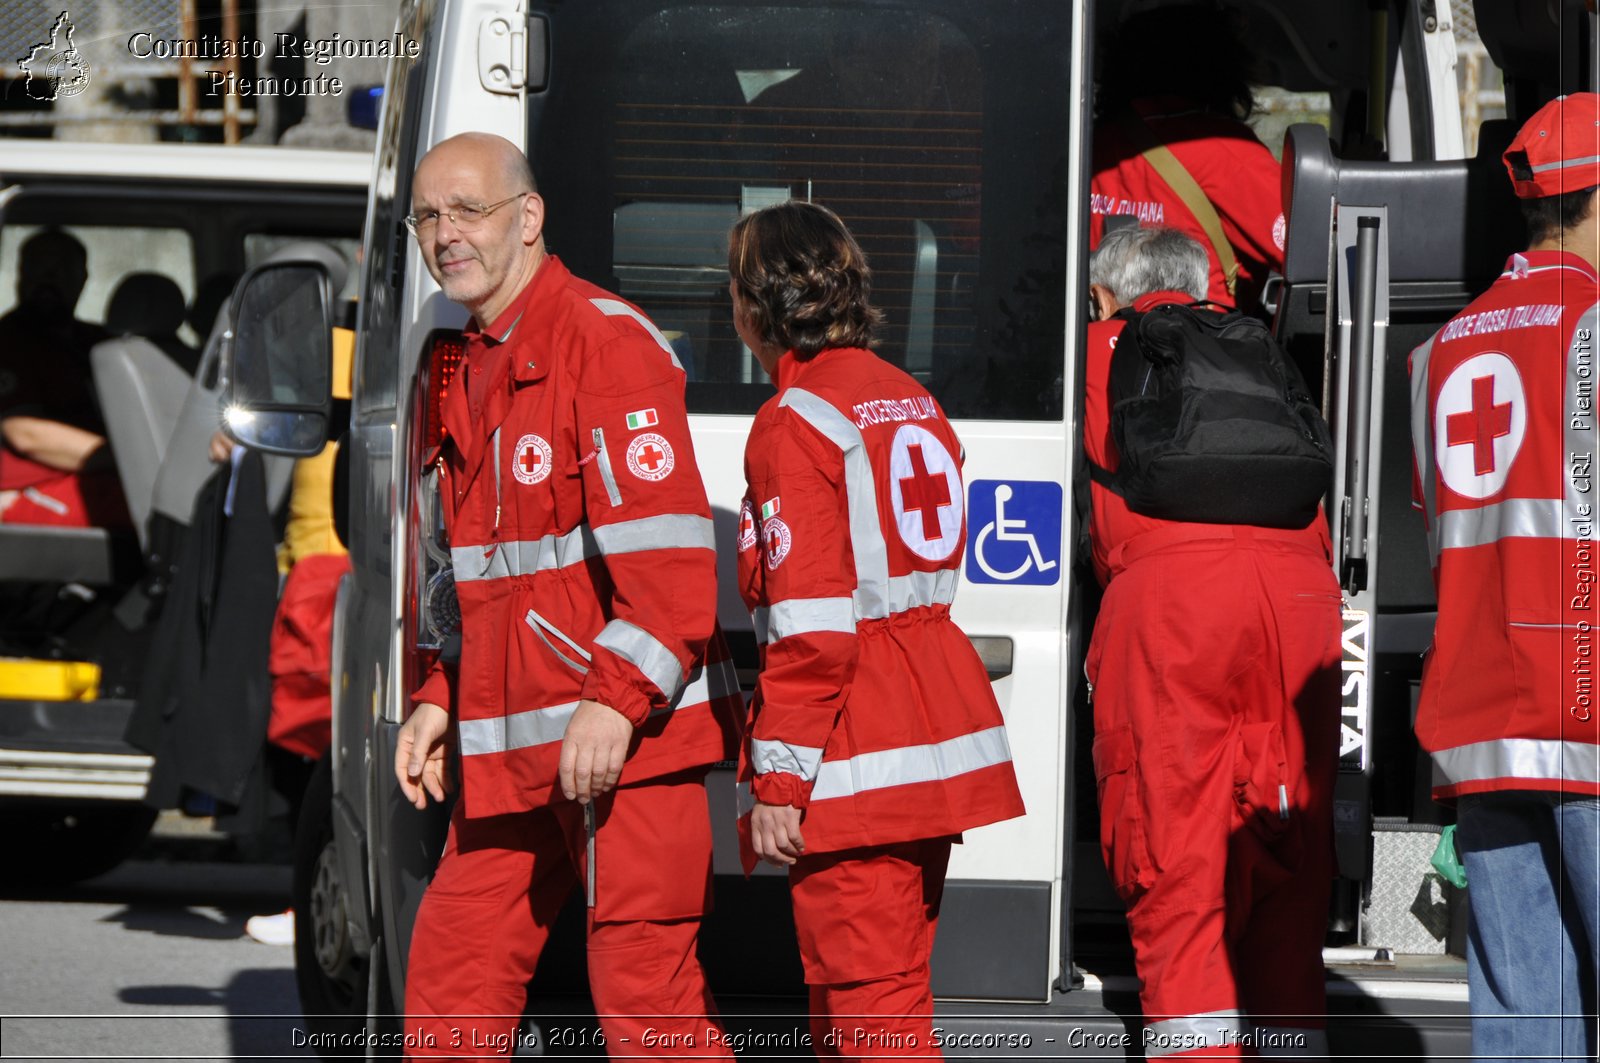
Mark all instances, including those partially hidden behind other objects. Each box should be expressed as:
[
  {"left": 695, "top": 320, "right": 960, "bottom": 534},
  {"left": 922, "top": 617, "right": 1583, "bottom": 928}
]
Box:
[
  {"left": 525, "top": 608, "right": 593, "bottom": 675},
  {"left": 592, "top": 427, "right": 623, "bottom": 507}
]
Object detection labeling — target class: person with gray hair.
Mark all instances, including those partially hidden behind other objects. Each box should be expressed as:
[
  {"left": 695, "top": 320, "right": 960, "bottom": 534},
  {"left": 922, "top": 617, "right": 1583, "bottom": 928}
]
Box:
[
  {"left": 1088, "top": 224, "right": 1209, "bottom": 317},
  {"left": 1082, "top": 226, "right": 1341, "bottom": 1056}
]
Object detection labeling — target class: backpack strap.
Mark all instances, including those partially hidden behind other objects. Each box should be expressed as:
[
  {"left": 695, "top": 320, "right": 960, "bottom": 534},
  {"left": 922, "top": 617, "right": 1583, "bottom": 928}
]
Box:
[
  {"left": 1116, "top": 111, "right": 1240, "bottom": 299},
  {"left": 1085, "top": 459, "right": 1121, "bottom": 493}
]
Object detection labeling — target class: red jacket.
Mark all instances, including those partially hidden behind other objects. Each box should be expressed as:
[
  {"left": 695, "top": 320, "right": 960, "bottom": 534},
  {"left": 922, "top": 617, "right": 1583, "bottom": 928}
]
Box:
[
  {"left": 1089, "top": 97, "right": 1285, "bottom": 312},
  {"left": 413, "top": 256, "right": 739, "bottom": 817},
  {"left": 1084, "top": 293, "right": 1330, "bottom": 585},
  {"left": 1409, "top": 250, "right": 1600, "bottom": 799},
  {"left": 736, "top": 347, "right": 1025, "bottom": 857}
]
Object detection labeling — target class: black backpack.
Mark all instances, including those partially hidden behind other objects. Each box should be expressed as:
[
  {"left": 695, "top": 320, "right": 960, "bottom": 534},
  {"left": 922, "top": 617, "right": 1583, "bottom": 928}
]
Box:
[{"left": 1088, "top": 302, "right": 1333, "bottom": 529}]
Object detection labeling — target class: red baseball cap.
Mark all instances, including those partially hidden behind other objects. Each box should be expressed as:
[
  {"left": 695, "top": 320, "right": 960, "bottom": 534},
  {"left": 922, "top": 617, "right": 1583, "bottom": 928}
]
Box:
[{"left": 1503, "top": 92, "right": 1600, "bottom": 199}]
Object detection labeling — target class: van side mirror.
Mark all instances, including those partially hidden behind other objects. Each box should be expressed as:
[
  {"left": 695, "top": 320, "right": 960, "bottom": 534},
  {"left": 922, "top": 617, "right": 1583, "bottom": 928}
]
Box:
[{"left": 220, "top": 261, "right": 334, "bottom": 457}]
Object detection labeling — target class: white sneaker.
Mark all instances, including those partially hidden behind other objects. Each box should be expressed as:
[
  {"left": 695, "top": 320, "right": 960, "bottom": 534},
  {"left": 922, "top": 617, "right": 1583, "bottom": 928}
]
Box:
[{"left": 245, "top": 909, "right": 295, "bottom": 946}]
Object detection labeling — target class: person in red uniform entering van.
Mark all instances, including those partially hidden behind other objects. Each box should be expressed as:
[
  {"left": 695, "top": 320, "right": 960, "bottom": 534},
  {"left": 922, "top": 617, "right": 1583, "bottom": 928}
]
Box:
[
  {"left": 394, "top": 132, "right": 740, "bottom": 1059},
  {"left": 1089, "top": 5, "right": 1285, "bottom": 315},
  {"left": 729, "top": 201, "right": 1025, "bottom": 1059},
  {"left": 1409, "top": 93, "right": 1600, "bottom": 1061},
  {"left": 1084, "top": 225, "right": 1339, "bottom": 1057}
]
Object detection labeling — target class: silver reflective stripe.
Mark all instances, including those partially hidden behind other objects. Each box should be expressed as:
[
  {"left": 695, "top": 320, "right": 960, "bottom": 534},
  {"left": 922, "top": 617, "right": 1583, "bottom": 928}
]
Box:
[
  {"left": 1433, "top": 738, "right": 1600, "bottom": 788},
  {"left": 1254, "top": 1027, "right": 1330, "bottom": 1058},
  {"left": 595, "top": 619, "right": 684, "bottom": 701},
  {"left": 768, "top": 597, "right": 856, "bottom": 641},
  {"left": 751, "top": 607, "right": 771, "bottom": 646},
  {"left": 1438, "top": 497, "right": 1568, "bottom": 551},
  {"left": 671, "top": 652, "right": 738, "bottom": 709},
  {"left": 749, "top": 738, "right": 825, "bottom": 781},
  {"left": 1409, "top": 332, "right": 1441, "bottom": 563},
  {"left": 590, "top": 298, "right": 683, "bottom": 370},
  {"left": 811, "top": 726, "right": 1013, "bottom": 802},
  {"left": 452, "top": 525, "right": 598, "bottom": 583},
  {"left": 888, "top": 568, "right": 958, "bottom": 613},
  {"left": 458, "top": 655, "right": 734, "bottom": 758},
  {"left": 779, "top": 388, "right": 891, "bottom": 618},
  {"left": 525, "top": 608, "right": 593, "bottom": 672},
  {"left": 1531, "top": 152, "right": 1600, "bottom": 174},
  {"left": 492, "top": 427, "right": 502, "bottom": 507},
  {"left": 1142, "top": 1011, "right": 1247, "bottom": 1058},
  {"left": 593, "top": 513, "right": 715, "bottom": 555},
  {"left": 459, "top": 701, "right": 578, "bottom": 756},
  {"left": 592, "top": 427, "right": 622, "bottom": 507}
]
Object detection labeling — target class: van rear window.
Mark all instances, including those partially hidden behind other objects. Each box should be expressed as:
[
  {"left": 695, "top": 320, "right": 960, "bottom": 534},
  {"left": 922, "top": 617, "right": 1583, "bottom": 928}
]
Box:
[
  {"left": 532, "top": 1, "right": 1069, "bottom": 420},
  {"left": 0, "top": 223, "right": 196, "bottom": 342}
]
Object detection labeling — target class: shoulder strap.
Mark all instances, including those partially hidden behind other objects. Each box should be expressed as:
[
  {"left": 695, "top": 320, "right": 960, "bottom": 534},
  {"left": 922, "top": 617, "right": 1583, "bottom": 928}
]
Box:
[{"left": 1116, "top": 111, "right": 1240, "bottom": 299}]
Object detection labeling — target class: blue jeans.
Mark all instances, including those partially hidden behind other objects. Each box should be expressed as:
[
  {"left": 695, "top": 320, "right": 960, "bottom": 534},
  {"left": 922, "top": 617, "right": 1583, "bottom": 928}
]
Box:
[{"left": 1457, "top": 791, "right": 1600, "bottom": 1062}]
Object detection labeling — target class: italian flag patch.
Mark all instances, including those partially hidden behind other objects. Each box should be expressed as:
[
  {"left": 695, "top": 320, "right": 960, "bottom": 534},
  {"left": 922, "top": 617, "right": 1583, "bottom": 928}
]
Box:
[
  {"left": 760, "top": 497, "right": 780, "bottom": 520},
  {"left": 625, "top": 408, "right": 658, "bottom": 430}
]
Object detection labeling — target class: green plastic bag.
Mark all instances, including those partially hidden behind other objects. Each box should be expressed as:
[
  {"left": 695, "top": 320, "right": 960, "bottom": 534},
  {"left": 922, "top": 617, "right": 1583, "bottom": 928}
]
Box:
[{"left": 1431, "top": 824, "right": 1468, "bottom": 889}]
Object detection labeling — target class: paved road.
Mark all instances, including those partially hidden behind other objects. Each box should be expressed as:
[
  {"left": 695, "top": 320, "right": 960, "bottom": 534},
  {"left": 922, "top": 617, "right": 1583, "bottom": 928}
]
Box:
[{"left": 0, "top": 831, "right": 313, "bottom": 1063}]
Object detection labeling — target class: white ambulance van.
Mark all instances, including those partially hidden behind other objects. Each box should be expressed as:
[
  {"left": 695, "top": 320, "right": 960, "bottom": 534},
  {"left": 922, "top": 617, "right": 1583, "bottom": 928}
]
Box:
[{"left": 216, "top": 0, "right": 1594, "bottom": 1054}]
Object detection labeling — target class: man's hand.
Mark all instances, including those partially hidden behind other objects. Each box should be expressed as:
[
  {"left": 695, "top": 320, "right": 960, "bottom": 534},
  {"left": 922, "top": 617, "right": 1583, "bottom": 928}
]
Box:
[
  {"left": 395, "top": 701, "right": 452, "bottom": 809},
  {"left": 208, "top": 429, "right": 234, "bottom": 464},
  {"left": 559, "top": 699, "right": 633, "bottom": 804},
  {"left": 750, "top": 802, "right": 806, "bottom": 867}
]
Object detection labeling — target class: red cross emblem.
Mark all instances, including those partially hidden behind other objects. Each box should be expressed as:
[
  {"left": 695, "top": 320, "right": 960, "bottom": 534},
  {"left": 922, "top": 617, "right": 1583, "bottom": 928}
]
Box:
[
  {"left": 763, "top": 516, "right": 792, "bottom": 569},
  {"left": 511, "top": 434, "right": 552, "bottom": 485},
  {"left": 626, "top": 432, "right": 675, "bottom": 482},
  {"left": 636, "top": 443, "right": 665, "bottom": 472},
  {"left": 737, "top": 501, "right": 757, "bottom": 551},
  {"left": 898, "top": 443, "right": 952, "bottom": 541},
  {"left": 1445, "top": 375, "right": 1514, "bottom": 476}
]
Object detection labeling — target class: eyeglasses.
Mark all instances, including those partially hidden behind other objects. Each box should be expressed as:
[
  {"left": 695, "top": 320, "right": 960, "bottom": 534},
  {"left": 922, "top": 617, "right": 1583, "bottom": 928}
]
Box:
[{"left": 404, "top": 192, "right": 529, "bottom": 237}]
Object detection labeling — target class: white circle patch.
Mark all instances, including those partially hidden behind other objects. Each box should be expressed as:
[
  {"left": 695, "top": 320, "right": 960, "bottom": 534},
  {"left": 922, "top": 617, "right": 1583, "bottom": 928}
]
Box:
[
  {"left": 626, "top": 433, "right": 676, "bottom": 481},
  {"left": 1271, "top": 212, "right": 1287, "bottom": 253},
  {"left": 737, "top": 498, "right": 758, "bottom": 552},
  {"left": 511, "top": 433, "right": 553, "bottom": 485},
  {"left": 889, "top": 424, "right": 962, "bottom": 561},
  {"left": 1434, "top": 352, "right": 1527, "bottom": 500},
  {"left": 763, "top": 516, "right": 792, "bottom": 569}
]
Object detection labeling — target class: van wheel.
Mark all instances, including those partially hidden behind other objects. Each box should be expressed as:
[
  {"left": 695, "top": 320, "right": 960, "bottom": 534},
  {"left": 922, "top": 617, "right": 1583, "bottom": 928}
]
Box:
[
  {"left": 292, "top": 757, "right": 392, "bottom": 1054},
  {"left": 0, "top": 804, "right": 158, "bottom": 887}
]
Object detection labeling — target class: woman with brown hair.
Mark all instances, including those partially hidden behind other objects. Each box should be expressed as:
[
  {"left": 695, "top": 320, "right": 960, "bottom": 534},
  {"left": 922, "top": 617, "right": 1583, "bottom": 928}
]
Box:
[{"left": 729, "top": 201, "right": 1024, "bottom": 1057}]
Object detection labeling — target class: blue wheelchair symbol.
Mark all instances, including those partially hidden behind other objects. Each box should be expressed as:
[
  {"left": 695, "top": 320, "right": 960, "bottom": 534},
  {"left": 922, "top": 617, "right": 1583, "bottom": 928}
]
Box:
[{"left": 965, "top": 480, "right": 1063, "bottom": 586}]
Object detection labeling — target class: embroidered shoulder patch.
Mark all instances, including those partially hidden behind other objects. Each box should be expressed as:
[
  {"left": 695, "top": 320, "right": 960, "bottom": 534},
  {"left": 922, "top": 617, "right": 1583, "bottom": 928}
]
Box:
[
  {"left": 763, "top": 516, "right": 792, "bottom": 569},
  {"left": 738, "top": 498, "right": 758, "bottom": 552},
  {"left": 626, "top": 432, "right": 675, "bottom": 481},
  {"left": 512, "top": 433, "right": 553, "bottom": 485}
]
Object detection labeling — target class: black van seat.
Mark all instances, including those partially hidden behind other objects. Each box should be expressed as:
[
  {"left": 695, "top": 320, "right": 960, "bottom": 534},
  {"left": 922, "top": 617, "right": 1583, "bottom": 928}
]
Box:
[
  {"left": 90, "top": 337, "right": 192, "bottom": 549},
  {"left": 1280, "top": 123, "right": 1521, "bottom": 291},
  {"left": 0, "top": 524, "right": 114, "bottom": 584},
  {"left": 1274, "top": 124, "right": 1524, "bottom": 629}
]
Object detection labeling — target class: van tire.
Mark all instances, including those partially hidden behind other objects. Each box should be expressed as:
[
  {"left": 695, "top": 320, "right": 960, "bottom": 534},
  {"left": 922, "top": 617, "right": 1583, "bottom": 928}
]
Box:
[
  {"left": 0, "top": 804, "right": 158, "bottom": 886},
  {"left": 292, "top": 756, "right": 395, "bottom": 1055}
]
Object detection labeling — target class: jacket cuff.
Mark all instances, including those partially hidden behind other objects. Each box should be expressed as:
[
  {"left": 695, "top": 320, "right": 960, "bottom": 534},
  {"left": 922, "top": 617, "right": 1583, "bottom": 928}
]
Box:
[
  {"left": 752, "top": 771, "right": 815, "bottom": 811},
  {"left": 410, "top": 660, "right": 456, "bottom": 714},
  {"left": 580, "top": 663, "right": 654, "bottom": 728}
]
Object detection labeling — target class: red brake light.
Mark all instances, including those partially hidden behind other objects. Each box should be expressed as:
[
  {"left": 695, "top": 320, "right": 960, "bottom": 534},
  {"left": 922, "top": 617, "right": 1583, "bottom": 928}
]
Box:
[{"left": 422, "top": 333, "right": 466, "bottom": 451}]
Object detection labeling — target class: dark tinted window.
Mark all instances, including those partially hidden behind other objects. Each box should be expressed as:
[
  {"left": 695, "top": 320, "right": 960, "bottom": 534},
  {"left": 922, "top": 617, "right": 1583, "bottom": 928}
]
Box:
[{"left": 533, "top": 1, "right": 1069, "bottom": 420}]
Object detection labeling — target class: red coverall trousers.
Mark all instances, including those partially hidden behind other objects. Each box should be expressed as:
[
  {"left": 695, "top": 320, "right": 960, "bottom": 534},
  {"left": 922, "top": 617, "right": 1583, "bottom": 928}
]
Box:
[
  {"left": 404, "top": 770, "right": 729, "bottom": 1060},
  {"left": 789, "top": 837, "right": 953, "bottom": 1060},
  {"left": 1086, "top": 529, "right": 1340, "bottom": 1058}
]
